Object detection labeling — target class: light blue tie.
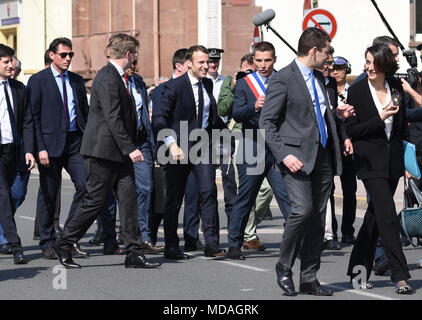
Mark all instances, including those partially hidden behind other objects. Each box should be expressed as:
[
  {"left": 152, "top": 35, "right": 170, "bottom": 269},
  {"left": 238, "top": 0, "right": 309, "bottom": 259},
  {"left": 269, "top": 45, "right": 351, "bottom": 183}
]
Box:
[{"left": 310, "top": 71, "right": 327, "bottom": 148}]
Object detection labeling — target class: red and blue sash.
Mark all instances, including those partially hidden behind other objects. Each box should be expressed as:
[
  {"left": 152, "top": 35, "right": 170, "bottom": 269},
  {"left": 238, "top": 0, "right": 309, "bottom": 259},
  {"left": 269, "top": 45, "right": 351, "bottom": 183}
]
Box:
[{"left": 244, "top": 72, "right": 266, "bottom": 99}]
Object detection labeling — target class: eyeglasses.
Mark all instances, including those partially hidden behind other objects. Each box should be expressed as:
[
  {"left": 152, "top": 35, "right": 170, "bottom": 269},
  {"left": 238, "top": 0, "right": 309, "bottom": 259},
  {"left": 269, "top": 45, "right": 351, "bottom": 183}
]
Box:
[
  {"left": 56, "top": 52, "right": 75, "bottom": 59},
  {"left": 325, "top": 60, "right": 334, "bottom": 66},
  {"left": 333, "top": 65, "right": 346, "bottom": 71}
]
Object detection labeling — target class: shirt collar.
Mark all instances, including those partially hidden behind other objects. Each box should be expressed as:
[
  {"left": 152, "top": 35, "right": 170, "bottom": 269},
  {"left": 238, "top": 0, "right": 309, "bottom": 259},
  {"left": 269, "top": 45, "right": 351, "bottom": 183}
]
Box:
[
  {"left": 1, "top": 78, "right": 9, "bottom": 86},
  {"left": 109, "top": 60, "right": 125, "bottom": 78},
  {"left": 50, "top": 64, "right": 68, "bottom": 78},
  {"left": 188, "top": 71, "right": 202, "bottom": 86},
  {"left": 256, "top": 70, "right": 275, "bottom": 84},
  {"left": 295, "top": 58, "right": 313, "bottom": 78}
]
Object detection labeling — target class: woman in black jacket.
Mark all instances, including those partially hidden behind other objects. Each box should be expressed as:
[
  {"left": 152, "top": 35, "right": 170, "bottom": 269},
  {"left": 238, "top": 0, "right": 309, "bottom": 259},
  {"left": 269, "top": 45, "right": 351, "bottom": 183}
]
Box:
[{"left": 346, "top": 44, "right": 412, "bottom": 294}]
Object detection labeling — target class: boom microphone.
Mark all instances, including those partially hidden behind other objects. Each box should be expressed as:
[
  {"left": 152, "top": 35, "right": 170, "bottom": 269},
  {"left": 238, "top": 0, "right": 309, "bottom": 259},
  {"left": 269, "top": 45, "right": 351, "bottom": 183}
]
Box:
[{"left": 253, "top": 9, "right": 276, "bottom": 26}]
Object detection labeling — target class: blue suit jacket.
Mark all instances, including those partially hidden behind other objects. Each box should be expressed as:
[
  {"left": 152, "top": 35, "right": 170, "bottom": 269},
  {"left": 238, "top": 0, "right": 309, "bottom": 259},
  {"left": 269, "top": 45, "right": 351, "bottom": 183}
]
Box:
[
  {"left": 131, "top": 74, "right": 155, "bottom": 152},
  {"left": 28, "top": 67, "right": 89, "bottom": 157},
  {"left": 232, "top": 76, "right": 260, "bottom": 131}
]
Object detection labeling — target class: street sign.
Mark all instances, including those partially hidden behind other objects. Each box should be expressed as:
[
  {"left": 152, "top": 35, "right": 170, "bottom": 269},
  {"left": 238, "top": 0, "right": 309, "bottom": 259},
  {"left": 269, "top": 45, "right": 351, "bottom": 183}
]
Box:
[{"left": 302, "top": 9, "right": 337, "bottom": 39}]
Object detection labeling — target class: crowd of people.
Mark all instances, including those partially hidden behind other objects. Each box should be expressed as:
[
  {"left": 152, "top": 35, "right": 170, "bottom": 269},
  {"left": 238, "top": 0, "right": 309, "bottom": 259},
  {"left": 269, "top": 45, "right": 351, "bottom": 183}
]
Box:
[{"left": 1, "top": 28, "right": 422, "bottom": 296}]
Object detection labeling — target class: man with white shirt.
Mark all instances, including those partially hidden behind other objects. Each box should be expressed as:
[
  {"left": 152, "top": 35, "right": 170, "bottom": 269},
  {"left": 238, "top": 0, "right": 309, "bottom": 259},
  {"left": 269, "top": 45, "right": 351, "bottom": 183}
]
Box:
[
  {"left": 226, "top": 42, "right": 291, "bottom": 260},
  {"left": 0, "top": 44, "right": 35, "bottom": 264},
  {"left": 152, "top": 45, "right": 227, "bottom": 259}
]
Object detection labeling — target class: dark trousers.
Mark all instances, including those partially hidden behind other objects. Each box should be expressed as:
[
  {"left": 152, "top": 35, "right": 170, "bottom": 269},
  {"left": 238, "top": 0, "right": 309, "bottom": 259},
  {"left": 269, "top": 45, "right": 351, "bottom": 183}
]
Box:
[
  {"left": 57, "top": 157, "right": 143, "bottom": 255},
  {"left": 219, "top": 161, "right": 237, "bottom": 224},
  {"left": 228, "top": 151, "right": 290, "bottom": 248},
  {"left": 279, "top": 145, "right": 334, "bottom": 283},
  {"left": 164, "top": 162, "right": 219, "bottom": 249},
  {"left": 347, "top": 177, "right": 410, "bottom": 283},
  {"left": 0, "top": 144, "right": 22, "bottom": 253},
  {"left": 37, "top": 132, "right": 86, "bottom": 250},
  {"left": 183, "top": 171, "right": 200, "bottom": 246},
  {"left": 34, "top": 180, "right": 61, "bottom": 237},
  {"left": 339, "top": 155, "right": 357, "bottom": 238}
]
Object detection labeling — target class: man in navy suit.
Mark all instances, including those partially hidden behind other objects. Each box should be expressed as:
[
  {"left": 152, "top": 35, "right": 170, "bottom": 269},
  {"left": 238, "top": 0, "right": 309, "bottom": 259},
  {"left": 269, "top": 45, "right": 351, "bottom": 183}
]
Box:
[
  {"left": 226, "top": 42, "right": 291, "bottom": 260},
  {"left": 27, "top": 38, "right": 89, "bottom": 259},
  {"left": 153, "top": 45, "right": 227, "bottom": 259},
  {"left": 126, "top": 59, "right": 164, "bottom": 254}
]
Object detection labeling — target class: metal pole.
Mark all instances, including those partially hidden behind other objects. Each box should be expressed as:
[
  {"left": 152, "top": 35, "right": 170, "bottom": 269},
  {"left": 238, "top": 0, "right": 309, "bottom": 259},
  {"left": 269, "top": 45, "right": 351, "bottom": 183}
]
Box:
[{"left": 153, "top": 0, "right": 160, "bottom": 85}]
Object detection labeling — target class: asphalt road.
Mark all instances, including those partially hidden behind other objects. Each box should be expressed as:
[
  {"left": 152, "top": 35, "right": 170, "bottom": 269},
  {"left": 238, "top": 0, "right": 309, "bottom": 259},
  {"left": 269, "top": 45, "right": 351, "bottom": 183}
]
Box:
[{"left": 1, "top": 171, "right": 422, "bottom": 303}]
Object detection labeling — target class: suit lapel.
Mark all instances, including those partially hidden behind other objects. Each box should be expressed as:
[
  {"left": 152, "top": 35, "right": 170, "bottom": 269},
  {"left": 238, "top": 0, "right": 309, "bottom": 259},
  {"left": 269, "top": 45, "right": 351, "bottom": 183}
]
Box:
[
  {"left": 9, "top": 81, "right": 18, "bottom": 122},
  {"left": 47, "top": 67, "right": 65, "bottom": 110},
  {"left": 68, "top": 73, "right": 80, "bottom": 109},
  {"left": 290, "top": 61, "right": 317, "bottom": 123},
  {"left": 183, "top": 72, "right": 196, "bottom": 108}
]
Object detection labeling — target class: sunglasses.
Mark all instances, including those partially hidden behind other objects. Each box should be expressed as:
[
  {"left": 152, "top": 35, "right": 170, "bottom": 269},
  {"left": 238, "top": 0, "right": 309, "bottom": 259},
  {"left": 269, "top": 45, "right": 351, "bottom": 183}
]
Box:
[
  {"left": 333, "top": 65, "right": 346, "bottom": 70},
  {"left": 325, "top": 60, "right": 334, "bottom": 66},
  {"left": 56, "top": 52, "right": 75, "bottom": 59}
]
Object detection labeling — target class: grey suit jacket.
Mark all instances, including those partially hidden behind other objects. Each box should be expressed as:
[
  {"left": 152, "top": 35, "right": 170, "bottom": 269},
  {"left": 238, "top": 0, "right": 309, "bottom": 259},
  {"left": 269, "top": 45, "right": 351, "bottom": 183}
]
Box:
[{"left": 259, "top": 60, "right": 342, "bottom": 176}]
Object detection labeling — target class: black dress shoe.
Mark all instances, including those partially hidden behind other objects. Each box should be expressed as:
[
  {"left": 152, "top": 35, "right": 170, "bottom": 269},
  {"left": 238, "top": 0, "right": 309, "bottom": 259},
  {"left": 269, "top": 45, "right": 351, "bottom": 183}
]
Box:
[
  {"left": 323, "top": 239, "right": 342, "bottom": 251},
  {"left": 204, "top": 246, "right": 227, "bottom": 257},
  {"left": 88, "top": 230, "right": 103, "bottom": 246},
  {"left": 103, "top": 243, "right": 125, "bottom": 255},
  {"left": 72, "top": 243, "right": 89, "bottom": 258},
  {"left": 226, "top": 247, "right": 245, "bottom": 260},
  {"left": 13, "top": 251, "right": 27, "bottom": 265},
  {"left": 42, "top": 247, "right": 57, "bottom": 260},
  {"left": 275, "top": 262, "right": 295, "bottom": 296},
  {"left": 299, "top": 280, "right": 333, "bottom": 296},
  {"left": 164, "top": 247, "right": 189, "bottom": 260},
  {"left": 142, "top": 241, "right": 165, "bottom": 254},
  {"left": 55, "top": 247, "right": 81, "bottom": 269},
  {"left": 125, "top": 253, "right": 161, "bottom": 268}
]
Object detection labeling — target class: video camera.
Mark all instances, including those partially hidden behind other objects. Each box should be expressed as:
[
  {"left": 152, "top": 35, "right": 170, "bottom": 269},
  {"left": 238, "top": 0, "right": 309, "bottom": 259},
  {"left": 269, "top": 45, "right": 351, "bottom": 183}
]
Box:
[{"left": 393, "top": 49, "right": 421, "bottom": 88}]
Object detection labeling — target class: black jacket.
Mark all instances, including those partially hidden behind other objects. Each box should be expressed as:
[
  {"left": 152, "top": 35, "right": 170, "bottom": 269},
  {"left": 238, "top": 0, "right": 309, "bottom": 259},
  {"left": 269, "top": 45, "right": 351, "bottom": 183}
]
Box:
[{"left": 346, "top": 77, "right": 407, "bottom": 180}]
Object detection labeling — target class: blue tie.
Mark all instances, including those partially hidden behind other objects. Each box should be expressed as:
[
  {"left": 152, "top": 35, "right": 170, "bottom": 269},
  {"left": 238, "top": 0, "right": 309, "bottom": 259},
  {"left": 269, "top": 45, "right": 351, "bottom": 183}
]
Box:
[{"left": 310, "top": 71, "right": 327, "bottom": 148}]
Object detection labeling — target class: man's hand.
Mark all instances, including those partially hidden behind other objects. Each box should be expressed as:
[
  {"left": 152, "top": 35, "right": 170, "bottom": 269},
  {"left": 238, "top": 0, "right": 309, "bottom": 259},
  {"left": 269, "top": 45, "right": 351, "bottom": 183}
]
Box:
[
  {"left": 38, "top": 150, "right": 50, "bottom": 168},
  {"left": 343, "top": 139, "right": 354, "bottom": 156},
  {"left": 337, "top": 104, "right": 355, "bottom": 119},
  {"left": 129, "top": 149, "right": 144, "bottom": 163},
  {"left": 25, "top": 153, "right": 36, "bottom": 171},
  {"left": 169, "top": 143, "right": 184, "bottom": 161},
  {"left": 401, "top": 78, "right": 412, "bottom": 94},
  {"left": 283, "top": 155, "right": 304, "bottom": 173},
  {"left": 255, "top": 95, "right": 265, "bottom": 111}
]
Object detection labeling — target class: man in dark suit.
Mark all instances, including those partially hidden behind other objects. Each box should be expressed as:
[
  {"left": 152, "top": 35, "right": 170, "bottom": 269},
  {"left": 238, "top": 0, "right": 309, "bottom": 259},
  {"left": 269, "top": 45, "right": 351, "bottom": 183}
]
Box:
[
  {"left": 28, "top": 38, "right": 90, "bottom": 260},
  {"left": 0, "top": 44, "right": 36, "bottom": 264},
  {"left": 153, "top": 45, "right": 227, "bottom": 259},
  {"left": 56, "top": 33, "right": 160, "bottom": 269},
  {"left": 260, "top": 28, "right": 354, "bottom": 296},
  {"left": 150, "top": 48, "right": 204, "bottom": 252},
  {"left": 126, "top": 59, "right": 164, "bottom": 254},
  {"left": 226, "top": 42, "right": 291, "bottom": 260}
]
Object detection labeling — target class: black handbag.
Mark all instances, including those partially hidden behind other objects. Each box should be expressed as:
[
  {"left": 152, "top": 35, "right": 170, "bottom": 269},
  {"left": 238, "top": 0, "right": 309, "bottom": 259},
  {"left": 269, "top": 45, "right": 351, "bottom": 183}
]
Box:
[
  {"left": 152, "top": 164, "right": 166, "bottom": 214},
  {"left": 398, "top": 178, "right": 422, "bottom": 246}
]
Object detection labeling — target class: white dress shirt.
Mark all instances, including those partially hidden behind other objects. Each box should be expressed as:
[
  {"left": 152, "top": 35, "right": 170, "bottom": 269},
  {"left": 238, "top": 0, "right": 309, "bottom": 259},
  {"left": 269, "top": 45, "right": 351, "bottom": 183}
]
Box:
[
  {"left": 0, "top": 79, "right": 14, "bottom": 144},
  {"left": 368, "top": 79, "right": 393, "bottom": 140}
]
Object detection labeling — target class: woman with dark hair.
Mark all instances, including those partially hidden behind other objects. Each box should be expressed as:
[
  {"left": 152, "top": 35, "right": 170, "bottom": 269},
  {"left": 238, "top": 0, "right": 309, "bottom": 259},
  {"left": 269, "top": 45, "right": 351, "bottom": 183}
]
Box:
[{"left": 346, "top": 44, "right": 412, "bottom": 294}]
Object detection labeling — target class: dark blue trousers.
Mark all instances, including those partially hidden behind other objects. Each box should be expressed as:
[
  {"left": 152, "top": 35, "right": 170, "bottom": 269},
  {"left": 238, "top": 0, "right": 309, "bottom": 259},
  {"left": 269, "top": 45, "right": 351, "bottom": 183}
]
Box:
[{"left": 228, "top": 151, "right": 291, "bottom": 248}]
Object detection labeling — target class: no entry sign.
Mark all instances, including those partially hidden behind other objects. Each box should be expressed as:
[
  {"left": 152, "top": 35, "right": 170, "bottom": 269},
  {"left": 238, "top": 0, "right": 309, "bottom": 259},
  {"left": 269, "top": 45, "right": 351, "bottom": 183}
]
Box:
[{"left": 302, "top": 9, "right": 337, "bottom": 39}]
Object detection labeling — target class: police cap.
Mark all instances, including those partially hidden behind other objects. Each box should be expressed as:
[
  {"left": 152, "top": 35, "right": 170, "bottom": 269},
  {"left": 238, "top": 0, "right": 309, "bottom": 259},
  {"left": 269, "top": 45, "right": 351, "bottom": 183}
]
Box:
[{"left": 208, "top": 48, "right": 224, "bottom": 61}]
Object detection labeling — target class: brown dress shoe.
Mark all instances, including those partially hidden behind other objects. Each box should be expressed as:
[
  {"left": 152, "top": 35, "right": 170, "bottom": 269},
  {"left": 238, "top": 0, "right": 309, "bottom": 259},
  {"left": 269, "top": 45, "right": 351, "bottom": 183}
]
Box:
[
  {"left": 141, "top": 241, "right": 165, "bottom": 254},
  {"left": 242, "top": 239, "right": 265, "bottom": 251}
]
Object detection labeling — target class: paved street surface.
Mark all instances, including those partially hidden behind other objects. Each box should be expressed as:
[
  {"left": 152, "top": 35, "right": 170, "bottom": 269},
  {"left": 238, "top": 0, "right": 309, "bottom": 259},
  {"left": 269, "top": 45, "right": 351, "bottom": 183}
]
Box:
[{"left": 1, "top": 170, "right": 422, "bottom": 302}]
